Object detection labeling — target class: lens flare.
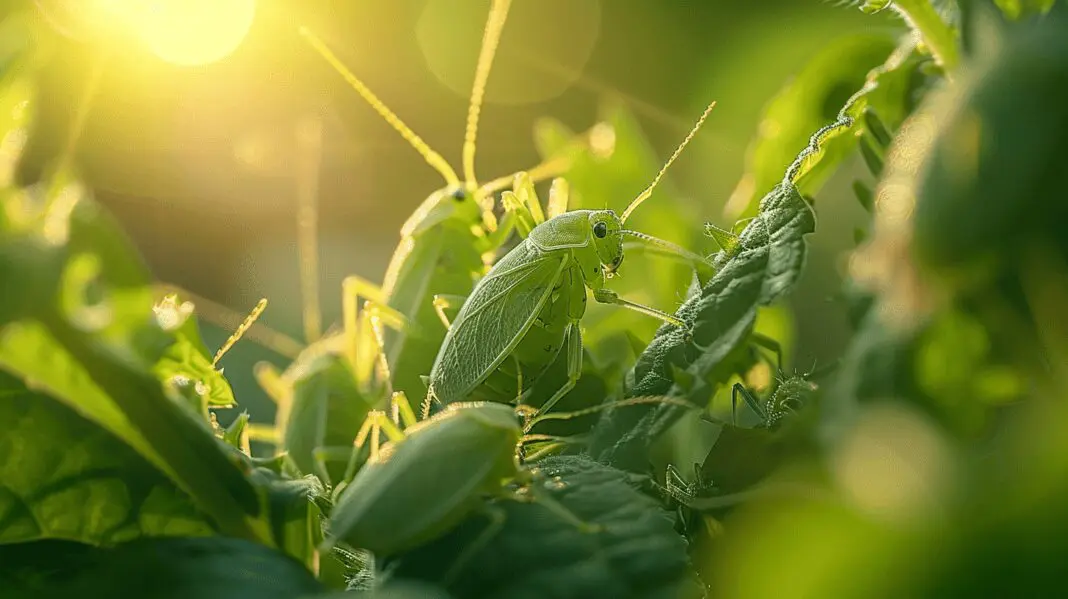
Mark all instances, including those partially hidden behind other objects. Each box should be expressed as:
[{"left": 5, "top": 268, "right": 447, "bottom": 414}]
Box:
[{"left": 109, "top": 0, "right": 256, "bottom": 66}]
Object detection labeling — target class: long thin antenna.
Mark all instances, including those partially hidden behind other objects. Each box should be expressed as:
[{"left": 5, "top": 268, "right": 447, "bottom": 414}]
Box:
[
  {"left": 299, "top": 26, "right": 460, "bottom": 187},
  {"left": 155, "top": 284, "right": 304, "bottom": 359},
  {"left": 462, "top": 0, "right": 512, "bottom": 187},
  {"left": 213, "top": 298, "right": 269, "bottom": 367},
  {"left": 620, "top": 101, "right": 716, "bottom": 224},
  {"left": 295, "top": 115, "right": 323, "bottom": 344}
]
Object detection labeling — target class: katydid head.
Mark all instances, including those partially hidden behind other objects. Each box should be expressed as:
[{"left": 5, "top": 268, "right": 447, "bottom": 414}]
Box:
[
  {"left": 589, "top": 210, "right": 625, "bottom": 274},
  {"left": 399, "top": 184, "right": 486, "bottom": 237}
]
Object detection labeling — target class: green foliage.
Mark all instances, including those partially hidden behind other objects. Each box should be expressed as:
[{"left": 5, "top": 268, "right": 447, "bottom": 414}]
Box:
[
  {"left": 3, "top": 1, "right": 1068, "bottom": 597},
  {"left": 588, "top": 179, "right": 815, "bottom": 471},
  {"left": 0, "top": 371, "right": 213, "bottom": 544},
  {"left": 0, "top": 536, "right": 324, "bottom": 599},
  {"left": 726, "top": 33, "right": 900, "bottom": 218},
  {"left": 388, "top": 455, "right": 703, "bottom": 599}
]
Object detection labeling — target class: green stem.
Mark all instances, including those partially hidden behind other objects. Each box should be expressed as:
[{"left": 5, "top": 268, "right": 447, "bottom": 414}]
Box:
[{"left": 892, "top": 0, "right": 960, "bottom": 73}]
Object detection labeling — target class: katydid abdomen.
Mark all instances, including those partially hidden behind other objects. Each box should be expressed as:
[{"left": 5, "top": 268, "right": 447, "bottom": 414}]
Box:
[
  {"left": 472, "top": 263, "right": 585, "bottom": 404},
  {"left": 427, "top": 211, "right": 607, "bottom": 414}
]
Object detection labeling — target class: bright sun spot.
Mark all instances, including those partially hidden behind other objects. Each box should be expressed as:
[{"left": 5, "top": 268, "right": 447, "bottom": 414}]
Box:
[{"left": 106, "top": 0, "right": 256, "bottom": 66}]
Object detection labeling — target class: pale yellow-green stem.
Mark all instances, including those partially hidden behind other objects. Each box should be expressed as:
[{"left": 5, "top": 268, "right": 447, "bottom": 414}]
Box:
[{"left": 892, "top": 0, "right": 960, "bottom": 75}]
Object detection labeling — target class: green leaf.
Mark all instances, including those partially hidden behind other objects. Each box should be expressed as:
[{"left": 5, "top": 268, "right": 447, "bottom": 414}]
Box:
[
  {"left": 247, "top": 468, "right": 326, "bottom": 572},
  {"left": 910, "top": 12, "right": 1068, "bottom": 273},
  {"left": 328, "top": 580, "right": 455, "bottom": 599},
  {"left": 725, "top": 34, "right": 898, "bottom": 219},
  {"left": 0, "top": 371, "right": 213, "bottom": 545},
  {"left": 697, "top": 406, "right": 822, "bottom": 498},
  {"left": 0, "top": 536, "right": 324, "bottom": 599},
  {"left": 859, "top": 0, "right": 893, "bottom": 14},
  {"left": 992, "top": 0, "right": 1057, "bottom": 19},
  {"left": 784, "top": 38, "right": 928, "bottom": 200},
  {"left": 0, "top": 173, "right": 265, "bottom": 542},
  {"left": 389, "top": 455, "right": 703, "bottom": 599},
  {"left": 0, "top": 55, "right": 34, "bottom": 189},
  {"left": 590, "top": 183, "right": 816, "bottom": 471}
]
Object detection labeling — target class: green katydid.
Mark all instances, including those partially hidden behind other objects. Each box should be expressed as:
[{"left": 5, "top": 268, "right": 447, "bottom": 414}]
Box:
[
  {"left": 323, "top": 392, "right": 698, "bottom": 583},
  {"left": 424, "top": 102, "right": 719, "bottom": 418},
  {"left": 294, "top": 0, "right": 596, "bottom": 407},
  {"left": 151, "top": 292, "right": 268, "bottom": 423}
]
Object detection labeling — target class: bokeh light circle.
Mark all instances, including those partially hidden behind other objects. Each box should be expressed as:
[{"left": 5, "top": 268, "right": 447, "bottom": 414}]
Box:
[
  {"left": 416, "top": 0, "right": 601, "bottom": 105},
  {"left": 122, "top": 0, "right": 256, "bottom": 66}
]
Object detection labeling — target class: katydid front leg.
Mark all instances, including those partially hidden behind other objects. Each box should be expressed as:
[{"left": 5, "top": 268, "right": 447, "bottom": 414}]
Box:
[
  {"left": 500, "top": 189, "right": 539, "bottom": 238},
  {"left": 731, "top": 382, "right": 767, "bottom": 426},
  {"left": 329, "top": 409, "right": 407, "bottom": 492},
  {"left": 592, "top": 288, "right": 688, "bottom": 330}
]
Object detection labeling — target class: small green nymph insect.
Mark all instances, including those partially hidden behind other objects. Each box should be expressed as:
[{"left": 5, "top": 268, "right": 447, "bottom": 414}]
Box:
[
  {"left": 731, "top": 369, "right": 820, "bottom": 428},
  {"left": 424, "top": 102, "right": 718, "bottom": 418}
]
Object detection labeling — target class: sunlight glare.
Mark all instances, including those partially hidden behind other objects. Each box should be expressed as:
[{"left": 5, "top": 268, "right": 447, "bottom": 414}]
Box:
[{"left": 107, "top": 0, "right": 256, "bottom": 66}]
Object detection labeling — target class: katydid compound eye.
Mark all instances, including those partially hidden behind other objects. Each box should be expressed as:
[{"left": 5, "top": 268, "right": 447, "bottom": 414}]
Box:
[
  {"left": 451, "top": 189, "right": 467, "bottom": 201},
  {"left": 593, "top": 221, "right": 607, "bottom": 238}
]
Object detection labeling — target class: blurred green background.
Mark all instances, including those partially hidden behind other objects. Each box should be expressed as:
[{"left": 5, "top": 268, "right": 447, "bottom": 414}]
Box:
[
  {"left": 7, "top": 2, "right": 1068, "bottom": 597},
  {"left": 12, "top": 0, "right": 892, "bottom": 427}
]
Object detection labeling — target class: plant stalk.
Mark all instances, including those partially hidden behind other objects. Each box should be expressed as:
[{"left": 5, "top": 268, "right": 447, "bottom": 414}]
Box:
[{"left": 892, "top": 0, "right": 961, "bottom": 74}]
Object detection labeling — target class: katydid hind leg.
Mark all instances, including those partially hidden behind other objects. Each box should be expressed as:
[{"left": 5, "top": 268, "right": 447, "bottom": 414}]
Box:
[
  {"left": 313, "top": 445, "right": 361, "bottom": 488},
  {"left": 341, "top": 275, "right": 393, "bottom": 385},
  {"left": 420, "top": 389, "right": 443, "bottom": 421},
  {"left": 342, "top": 275, "right": 420, "bottom": 341},
  {"left": 253, "top": 361, "right": 288, "bottom": 407},
  {"left": 533, "top": 322, "right": 583, "bottom": 417},
  {"left": 361, "top": 307, "right": 396, "bottom": 394},
  {"left": 525, "top": 476, "right": 603, "bottom": 534},
  {"left": 432, "top": 294, "right": 468, "bottom": 330},
  {"left": 665, "top": 464, "right": 691, "bottom": 499},
  {"left": 440, "top": 504, "right": 507, "bottom": 586},
  {"left": 336, "top": 412, "right": 382, "bottom": 487}
]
